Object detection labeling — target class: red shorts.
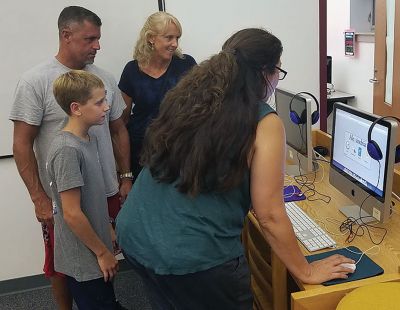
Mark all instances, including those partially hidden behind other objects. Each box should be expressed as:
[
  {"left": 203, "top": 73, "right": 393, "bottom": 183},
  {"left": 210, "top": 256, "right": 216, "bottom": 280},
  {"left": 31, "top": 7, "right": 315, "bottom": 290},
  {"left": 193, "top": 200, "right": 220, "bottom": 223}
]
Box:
[
  {"left": 42, "top": 223, "right": 64, "bottom": 278},
  {"left": 42, "top": 193, "right": 122, "bottom": 277}
]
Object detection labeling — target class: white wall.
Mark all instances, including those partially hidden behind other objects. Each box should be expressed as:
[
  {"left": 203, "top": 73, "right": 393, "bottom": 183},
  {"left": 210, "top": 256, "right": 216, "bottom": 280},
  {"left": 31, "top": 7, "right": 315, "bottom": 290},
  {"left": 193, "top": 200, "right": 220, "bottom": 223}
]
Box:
[
  {"left": 0, "top": 0, "right": 158, "bottom": 282},
  {"left": 327, "top": 0, "right": 375, "bottom": 112},
  {"left": 0, "top": 0, "right": 158, "bottom": 157},
  {"left": 1, "top": 0, "right": 321, "bottom": 282},
  {"left": 167, "top": 0, "right": 320, "bottom": 99},
  {"left": 0, "top": 159, "right": 44, "bottom": 281}
]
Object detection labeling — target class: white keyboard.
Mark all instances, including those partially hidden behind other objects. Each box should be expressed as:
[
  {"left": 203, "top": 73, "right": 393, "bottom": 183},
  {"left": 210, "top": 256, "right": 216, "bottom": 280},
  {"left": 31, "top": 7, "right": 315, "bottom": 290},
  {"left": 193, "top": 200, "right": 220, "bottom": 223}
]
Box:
[{"left": 285, "top": 201, "right": 336, "bottom": 252}]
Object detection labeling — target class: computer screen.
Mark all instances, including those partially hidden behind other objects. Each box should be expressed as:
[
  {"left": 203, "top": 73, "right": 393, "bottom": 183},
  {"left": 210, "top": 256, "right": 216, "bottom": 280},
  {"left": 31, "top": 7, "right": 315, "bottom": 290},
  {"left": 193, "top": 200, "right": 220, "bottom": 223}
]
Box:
[
  {"left": 330, "top": 103, "right": 397, "bottom": 223},
  {"left": 327, "top": 56, "right": 332, "bottom": 84},
  {"left": 275, "top": 88, "right": 317, "bottom": 175}
]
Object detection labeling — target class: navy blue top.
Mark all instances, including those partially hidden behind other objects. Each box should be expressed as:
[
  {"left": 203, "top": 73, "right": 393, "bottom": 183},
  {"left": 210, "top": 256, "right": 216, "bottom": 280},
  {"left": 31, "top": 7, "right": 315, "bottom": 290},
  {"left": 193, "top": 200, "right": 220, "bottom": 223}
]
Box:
[{"left": 118, "top": 54, "right": 196, "bottom": 138}]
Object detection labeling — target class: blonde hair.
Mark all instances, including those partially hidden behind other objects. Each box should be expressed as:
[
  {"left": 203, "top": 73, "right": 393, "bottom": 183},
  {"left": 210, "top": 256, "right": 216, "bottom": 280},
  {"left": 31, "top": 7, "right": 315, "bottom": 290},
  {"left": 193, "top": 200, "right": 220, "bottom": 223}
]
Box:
[
  {"left": 134, "top": 12, "right": 183, "bottom": 67},
  {"left": 53, "top": 70, "right": 104, "bottom": 115}
]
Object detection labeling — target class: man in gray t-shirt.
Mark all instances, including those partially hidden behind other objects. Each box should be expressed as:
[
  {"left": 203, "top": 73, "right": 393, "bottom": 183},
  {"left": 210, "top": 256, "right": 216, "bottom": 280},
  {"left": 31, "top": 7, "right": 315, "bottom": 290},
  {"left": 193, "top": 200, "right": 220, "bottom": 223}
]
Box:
[{"left": 9, "top": 6, "right": 131, "bottom": 309}]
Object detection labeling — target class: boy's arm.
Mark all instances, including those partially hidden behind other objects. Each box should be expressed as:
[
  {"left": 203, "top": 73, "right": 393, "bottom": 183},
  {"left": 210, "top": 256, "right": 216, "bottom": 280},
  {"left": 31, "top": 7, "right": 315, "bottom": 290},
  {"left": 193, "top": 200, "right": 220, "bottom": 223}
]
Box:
[{"left": 60, "top": 187, "right": 118, "bottom": 282}]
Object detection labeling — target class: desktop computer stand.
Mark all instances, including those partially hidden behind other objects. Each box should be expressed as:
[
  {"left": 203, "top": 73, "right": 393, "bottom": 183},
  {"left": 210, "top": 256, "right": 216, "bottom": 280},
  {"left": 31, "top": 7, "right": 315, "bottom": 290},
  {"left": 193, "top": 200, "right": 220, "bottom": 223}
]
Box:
[
  {"left": 339, "top": 205, "right": 377, "bottom": 224},
  {"left": 285, "top": 164, "right": 306, "bottom": 176},
  {"left": 285, "top": 161, "right": 319, "bottom": 177}
]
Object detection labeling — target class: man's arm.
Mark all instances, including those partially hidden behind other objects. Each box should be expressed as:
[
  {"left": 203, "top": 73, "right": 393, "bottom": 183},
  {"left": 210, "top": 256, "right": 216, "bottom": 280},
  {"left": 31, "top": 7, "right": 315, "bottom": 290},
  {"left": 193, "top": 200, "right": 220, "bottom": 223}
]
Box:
[
  {"left": 120, "top": 91, "right": 133, "bottom": 125},
  {"left": 60, "top": 188, "right": 118, "bottom": 282},
  {"left": 109, "top": 117, "right": 131, "bottom": 203},
  {"left": 13, "top": 121, "right": 53, "bottom": 226}
]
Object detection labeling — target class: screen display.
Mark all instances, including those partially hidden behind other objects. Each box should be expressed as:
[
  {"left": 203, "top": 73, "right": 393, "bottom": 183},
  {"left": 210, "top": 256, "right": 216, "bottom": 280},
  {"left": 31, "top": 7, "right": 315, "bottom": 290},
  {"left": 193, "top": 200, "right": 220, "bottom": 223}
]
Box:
[{"left": 331, "top": 108, "right": 389, "bottom": 198}]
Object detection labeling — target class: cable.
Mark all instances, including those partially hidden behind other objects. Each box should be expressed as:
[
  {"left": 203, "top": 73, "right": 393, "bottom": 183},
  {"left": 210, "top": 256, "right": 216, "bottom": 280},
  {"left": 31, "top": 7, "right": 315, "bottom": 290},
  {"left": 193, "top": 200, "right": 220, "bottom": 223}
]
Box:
[
  {"left": 313, "top": 148, "right": 330, "bottom": 163},
  {"left": 286, "top": 124, "right": 332, "bottom": 203},
  {"left": 292, "top": 162, "right": 332, "bottom": 204},
  {"left": 314, "top": 217, "right": 348, "bottom": 237},
  {"left": 283, "top": 184, "right": 298, "bottom": 199},
  {"left": 344, "top": 245, "right": 381, "bottom": 265},
  {"left": 338, "top": 161, "right": 388, "bottom": 245}
]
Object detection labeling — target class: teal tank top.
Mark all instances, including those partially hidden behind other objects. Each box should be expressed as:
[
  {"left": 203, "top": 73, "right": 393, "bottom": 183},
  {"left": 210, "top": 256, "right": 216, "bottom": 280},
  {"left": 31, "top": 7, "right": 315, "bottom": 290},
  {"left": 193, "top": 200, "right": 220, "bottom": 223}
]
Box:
[{"left": 116, "top": 103, "right": 275, "bottom": 275}]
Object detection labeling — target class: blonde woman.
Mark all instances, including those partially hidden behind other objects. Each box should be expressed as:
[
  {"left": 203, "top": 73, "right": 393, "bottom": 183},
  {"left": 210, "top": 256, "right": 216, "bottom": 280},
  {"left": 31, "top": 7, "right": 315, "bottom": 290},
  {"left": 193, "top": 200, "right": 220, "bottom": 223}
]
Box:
[{"left": 119, "top": 12, "right": 196, "bottom": 180}]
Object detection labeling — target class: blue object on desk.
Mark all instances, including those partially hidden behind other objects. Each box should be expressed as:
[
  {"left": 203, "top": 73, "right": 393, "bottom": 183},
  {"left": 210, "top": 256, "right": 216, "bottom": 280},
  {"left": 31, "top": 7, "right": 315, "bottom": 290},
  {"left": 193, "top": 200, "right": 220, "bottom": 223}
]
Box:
[
  {"left": 284, "top": 185, "right": 306, "bottom": 202},
  {"left": 305, "top": 246, "right": 384, "bottom": 286}
]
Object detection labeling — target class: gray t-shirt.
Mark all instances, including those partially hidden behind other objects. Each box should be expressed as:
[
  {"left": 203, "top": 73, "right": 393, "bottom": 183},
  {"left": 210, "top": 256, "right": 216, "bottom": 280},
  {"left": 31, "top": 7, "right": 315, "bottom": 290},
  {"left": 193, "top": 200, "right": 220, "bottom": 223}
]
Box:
[
  {"left": 9, "top": 58, "right": 125, "bottom": 197},
  {"left": 47, "top": 131, "right": 112, "bottom": 281}
]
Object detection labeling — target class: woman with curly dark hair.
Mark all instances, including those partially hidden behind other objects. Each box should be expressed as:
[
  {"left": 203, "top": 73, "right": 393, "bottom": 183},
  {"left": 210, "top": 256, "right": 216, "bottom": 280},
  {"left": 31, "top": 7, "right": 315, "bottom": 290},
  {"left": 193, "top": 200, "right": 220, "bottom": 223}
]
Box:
[{"left": 116, "top": 28, "right": 353, "bottom": 309}]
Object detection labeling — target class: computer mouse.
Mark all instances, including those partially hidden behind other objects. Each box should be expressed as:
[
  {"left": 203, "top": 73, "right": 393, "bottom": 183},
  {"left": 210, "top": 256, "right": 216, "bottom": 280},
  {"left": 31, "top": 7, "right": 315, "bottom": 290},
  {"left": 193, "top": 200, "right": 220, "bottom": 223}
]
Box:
[{"left": 339, "top": 263, "right": 356, "bottom": 272}]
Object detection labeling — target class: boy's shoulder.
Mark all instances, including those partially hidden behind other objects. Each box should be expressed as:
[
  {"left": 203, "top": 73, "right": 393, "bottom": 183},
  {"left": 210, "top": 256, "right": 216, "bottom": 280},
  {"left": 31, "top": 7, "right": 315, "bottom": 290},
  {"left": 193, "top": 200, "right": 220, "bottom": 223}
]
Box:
[{"left": 47, "top": 131, "right": 91, "bottom": 162}]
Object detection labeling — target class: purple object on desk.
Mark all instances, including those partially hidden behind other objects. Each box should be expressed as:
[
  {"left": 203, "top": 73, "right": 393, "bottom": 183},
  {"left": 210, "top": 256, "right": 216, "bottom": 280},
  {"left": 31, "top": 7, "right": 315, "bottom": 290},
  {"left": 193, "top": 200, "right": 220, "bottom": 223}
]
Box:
[{"left": 284, "top": 185, "right": 306, "bottom": 202}]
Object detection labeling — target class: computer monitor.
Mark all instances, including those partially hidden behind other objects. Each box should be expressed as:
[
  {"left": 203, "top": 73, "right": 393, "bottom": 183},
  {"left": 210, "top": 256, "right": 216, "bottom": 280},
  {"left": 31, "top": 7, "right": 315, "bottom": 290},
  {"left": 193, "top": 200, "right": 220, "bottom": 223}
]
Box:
[
  {"left": 327, "top": 56, "right": 332, "bottom": 85},
  {"left": 330, "top": 102, "right": 398, "bottom": 223},
  {"left": 275, "top": 88, "right": 317, "bottom": 176}
]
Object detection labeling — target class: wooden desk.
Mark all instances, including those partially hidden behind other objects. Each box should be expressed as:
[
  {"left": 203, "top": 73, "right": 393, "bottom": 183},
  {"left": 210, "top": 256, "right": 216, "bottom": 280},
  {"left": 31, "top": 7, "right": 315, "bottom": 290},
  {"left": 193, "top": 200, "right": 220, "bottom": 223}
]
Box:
[
  {"left": 290, "top": 166, "right": 400, "bottom": 309},
  {"left": 242, "top": 131, "right": 400, "bottom": 310}
]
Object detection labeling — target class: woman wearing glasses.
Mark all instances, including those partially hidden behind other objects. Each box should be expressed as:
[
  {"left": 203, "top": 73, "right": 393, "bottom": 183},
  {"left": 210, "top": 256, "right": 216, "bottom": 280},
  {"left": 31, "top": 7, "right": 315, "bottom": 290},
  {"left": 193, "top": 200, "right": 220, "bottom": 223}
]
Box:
[{"left": 116, "top": 28, "right": 353, "bottom": 309}]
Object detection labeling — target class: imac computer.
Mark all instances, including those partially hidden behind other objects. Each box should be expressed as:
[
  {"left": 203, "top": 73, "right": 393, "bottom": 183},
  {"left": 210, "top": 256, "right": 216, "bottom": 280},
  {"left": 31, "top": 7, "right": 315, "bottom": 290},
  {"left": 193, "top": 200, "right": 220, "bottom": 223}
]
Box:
[
  {"left": 275, "top": 88, "right": 317, "bottom": 175},
  {"left": 330, "top": 103, "right": 398, "bottom": 223}
]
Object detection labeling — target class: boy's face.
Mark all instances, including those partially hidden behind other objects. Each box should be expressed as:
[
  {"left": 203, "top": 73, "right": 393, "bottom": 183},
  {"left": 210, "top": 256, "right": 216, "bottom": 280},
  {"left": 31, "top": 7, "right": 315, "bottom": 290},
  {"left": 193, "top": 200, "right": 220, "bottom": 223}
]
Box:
[{"left": 78, "top": 87, "right": 109, "bottom": 126}]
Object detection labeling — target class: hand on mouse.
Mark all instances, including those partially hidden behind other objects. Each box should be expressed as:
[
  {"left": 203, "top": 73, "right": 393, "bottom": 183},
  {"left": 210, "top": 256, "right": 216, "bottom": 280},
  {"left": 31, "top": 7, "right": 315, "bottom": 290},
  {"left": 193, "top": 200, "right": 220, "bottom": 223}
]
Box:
[
  {"left": 339, "top": 262, "right": 356, "bottom": 272},
  {"left": 301, "top": 254, "right": 355, "bottom": 284}
]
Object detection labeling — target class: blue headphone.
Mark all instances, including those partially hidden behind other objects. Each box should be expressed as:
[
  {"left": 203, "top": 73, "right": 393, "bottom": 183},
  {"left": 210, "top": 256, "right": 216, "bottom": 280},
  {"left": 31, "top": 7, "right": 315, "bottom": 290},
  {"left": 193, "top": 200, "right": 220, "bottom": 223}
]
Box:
[
  {"left": 289, "top": 92, "right": 320, "bottom": 125},
  {"left": 367, "top": 115, "right": 400, "bottom": 163}
]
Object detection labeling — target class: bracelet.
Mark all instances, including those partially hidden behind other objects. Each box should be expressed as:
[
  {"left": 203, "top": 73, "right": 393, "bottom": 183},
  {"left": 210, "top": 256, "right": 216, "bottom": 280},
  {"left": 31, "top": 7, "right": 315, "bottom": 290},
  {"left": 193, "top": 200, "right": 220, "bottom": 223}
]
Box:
[{"left": 119, "top": 171, "right": 133, "bottom": 180}]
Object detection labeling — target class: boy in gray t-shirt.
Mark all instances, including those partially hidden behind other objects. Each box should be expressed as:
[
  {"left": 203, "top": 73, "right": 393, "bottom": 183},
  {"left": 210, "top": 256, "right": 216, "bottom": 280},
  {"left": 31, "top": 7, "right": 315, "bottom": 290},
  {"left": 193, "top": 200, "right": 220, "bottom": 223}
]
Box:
[{"left": 46, "top": 70, "right": 120, "bottom": 309}]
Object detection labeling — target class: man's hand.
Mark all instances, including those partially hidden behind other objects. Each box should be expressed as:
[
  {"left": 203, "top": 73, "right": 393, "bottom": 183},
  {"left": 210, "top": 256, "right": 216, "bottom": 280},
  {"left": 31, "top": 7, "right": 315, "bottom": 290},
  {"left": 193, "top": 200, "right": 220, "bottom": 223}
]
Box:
[
  {"left": 33, "top": 193, "right": 54, "bottom": 226},
  {"left": 119, "top": 178, "right": 132, "bottom": 204},
  {"left": 109, "top": 223, "right": 121, "bottom": 255},
  {"left": 97, "top": 249, "right": 119, "bottom": 282}
]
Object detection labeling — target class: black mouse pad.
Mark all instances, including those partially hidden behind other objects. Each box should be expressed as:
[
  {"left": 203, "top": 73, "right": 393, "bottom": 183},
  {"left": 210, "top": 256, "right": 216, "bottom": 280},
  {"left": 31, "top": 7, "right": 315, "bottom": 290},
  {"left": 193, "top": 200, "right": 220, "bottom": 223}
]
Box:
[{"left": 305, "top": 246, "right": 384, "bottom": 286}]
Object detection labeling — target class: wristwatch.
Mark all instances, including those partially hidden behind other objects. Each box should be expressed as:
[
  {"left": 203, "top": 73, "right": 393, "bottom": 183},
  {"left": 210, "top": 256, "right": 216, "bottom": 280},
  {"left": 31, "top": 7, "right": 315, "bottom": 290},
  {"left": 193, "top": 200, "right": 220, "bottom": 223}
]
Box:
[{"left": 119, "top": 171, "right": 133, "bottom": 180}]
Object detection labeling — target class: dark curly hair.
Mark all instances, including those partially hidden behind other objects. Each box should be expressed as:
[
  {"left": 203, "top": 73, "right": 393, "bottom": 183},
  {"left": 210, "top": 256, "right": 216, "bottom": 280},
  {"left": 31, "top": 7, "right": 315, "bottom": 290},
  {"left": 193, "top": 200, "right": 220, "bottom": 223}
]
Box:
[{"left": 141, "top": 28, "right": 283, "bottom": 195}]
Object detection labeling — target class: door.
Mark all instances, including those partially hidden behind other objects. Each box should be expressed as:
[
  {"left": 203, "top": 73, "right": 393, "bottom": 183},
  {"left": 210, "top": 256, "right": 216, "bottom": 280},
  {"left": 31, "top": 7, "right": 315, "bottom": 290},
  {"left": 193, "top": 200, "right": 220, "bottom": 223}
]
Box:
[{"left": 373, "top": 0, "right": 400, "bottom": 117}]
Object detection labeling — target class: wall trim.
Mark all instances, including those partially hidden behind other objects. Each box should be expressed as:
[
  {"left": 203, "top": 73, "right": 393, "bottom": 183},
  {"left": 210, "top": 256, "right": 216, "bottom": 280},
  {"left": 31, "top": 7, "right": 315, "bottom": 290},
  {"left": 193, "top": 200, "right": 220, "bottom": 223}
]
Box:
[{"left": 0, "top": 259, "right": 132, "bottom": 296}]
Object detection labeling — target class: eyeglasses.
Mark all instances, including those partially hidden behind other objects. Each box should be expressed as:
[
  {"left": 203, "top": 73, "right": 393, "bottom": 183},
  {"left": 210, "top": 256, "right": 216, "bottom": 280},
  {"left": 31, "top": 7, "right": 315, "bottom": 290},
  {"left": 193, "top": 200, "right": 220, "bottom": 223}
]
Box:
[{"left": 275, "top": 66, "right": 287, "bottom": 80}]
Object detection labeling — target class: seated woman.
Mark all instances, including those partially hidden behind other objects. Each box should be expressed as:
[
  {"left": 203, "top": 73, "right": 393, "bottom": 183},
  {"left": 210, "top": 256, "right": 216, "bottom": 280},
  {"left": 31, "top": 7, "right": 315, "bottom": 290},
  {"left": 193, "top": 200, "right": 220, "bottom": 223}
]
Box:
[
  {"left": 116, "top": 28, "right": 354, "bottom": 310},
  {"left": 118, "top": 11, "right": 196, "bottom": 180}
]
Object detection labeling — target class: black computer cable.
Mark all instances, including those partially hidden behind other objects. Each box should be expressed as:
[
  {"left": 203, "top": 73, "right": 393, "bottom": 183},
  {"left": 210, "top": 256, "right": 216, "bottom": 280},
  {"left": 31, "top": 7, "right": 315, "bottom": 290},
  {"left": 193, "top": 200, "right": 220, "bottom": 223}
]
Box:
[{"left": 292, "top": 124, "right": 332, "bottom": 204}]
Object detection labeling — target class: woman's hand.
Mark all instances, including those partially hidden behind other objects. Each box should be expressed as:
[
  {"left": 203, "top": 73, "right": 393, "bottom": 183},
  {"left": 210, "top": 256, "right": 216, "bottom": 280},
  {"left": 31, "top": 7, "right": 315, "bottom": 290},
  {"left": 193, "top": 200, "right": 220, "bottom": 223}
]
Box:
[{"left": 302, "top": 254, "right": 356, "bottom": 284}]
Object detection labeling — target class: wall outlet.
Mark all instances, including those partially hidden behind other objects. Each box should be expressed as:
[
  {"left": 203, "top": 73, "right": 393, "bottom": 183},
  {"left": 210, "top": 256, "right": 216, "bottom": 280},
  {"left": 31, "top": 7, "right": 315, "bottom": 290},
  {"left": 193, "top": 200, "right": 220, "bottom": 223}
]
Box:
[
  {"left": 289, "top": 150, "right": 294, "bottom": 159},
  {"left": 372, "top": 208, "right": 381, "bottom": 221}
]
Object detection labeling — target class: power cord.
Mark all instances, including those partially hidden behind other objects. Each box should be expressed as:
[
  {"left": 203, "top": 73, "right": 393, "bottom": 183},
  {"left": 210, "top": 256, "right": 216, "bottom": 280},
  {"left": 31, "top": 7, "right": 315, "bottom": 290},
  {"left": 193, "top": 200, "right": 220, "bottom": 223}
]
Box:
[{"left": 339, "top": 162, "right": 388, "bottom": 245}]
